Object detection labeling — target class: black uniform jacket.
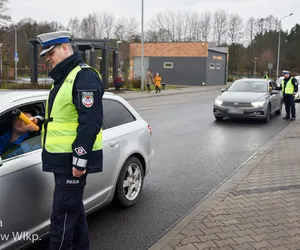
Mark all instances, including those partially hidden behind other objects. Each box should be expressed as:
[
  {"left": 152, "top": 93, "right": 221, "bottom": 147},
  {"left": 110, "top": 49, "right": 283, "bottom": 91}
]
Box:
[{"left": 40, "top": 52, "right": 104, "bottom": 175}]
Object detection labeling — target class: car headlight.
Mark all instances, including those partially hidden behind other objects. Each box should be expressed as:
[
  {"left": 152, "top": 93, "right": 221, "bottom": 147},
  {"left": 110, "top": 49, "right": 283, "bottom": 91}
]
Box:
[
  {"left": 251, "top": 101, "right": 265, "bottom": 107},
  {"left": 215, "top": 99, "right": 223, "bottom": 105}
]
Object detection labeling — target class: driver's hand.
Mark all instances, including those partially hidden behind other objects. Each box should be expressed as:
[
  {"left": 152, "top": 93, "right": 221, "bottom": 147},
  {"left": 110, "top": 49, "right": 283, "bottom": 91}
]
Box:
[
  {"left": 29, "top": 117, "right": 38, "bottom": 124},
  {"left": 27, "top": 117, "right": 39, "bottom": 132}
]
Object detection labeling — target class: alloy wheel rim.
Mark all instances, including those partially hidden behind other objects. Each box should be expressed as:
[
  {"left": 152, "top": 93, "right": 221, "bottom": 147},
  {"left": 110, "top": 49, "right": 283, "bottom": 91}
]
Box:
[{"left": 122, "top": 163, "right": 142, "bottom": 201}]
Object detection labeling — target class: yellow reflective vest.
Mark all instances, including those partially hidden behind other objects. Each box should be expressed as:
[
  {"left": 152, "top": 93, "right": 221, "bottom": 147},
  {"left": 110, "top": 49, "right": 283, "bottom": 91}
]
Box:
[
  {"left": 42, "top": 65, "right": 103, "bottom": 153},
  {"left": 282, "top": 78, "right": 295, "bottom": 94}
]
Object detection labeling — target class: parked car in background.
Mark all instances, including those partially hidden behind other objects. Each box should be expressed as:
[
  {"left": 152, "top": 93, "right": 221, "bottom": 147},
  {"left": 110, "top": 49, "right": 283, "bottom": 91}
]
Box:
[
  {"left": 213, "top": 78, "right": 282, "bottom": 123},
  {"left": 293, "top": 76, "right": 300, "bottom": 101},
  {"left": 0, "top": 90, "right": 154, "bottom": 250}
]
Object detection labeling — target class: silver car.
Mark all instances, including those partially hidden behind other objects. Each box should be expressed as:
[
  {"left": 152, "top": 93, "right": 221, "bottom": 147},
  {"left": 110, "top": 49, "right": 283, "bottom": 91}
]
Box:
[
  {"left": 0, "top": 91, "right": 154, "bottom": 250},
  {"left": 213, "top": 78, "right": 282, "bottom": 123}
]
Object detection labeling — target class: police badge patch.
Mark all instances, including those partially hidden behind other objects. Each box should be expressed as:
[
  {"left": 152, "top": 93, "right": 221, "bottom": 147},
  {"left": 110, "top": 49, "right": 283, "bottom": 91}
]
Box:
[
  {"left": 74, "top": 146, "right": 87, "bottom": 156},
  {"left": 81, "top": 92, "right": 94, "bottom": 108}
]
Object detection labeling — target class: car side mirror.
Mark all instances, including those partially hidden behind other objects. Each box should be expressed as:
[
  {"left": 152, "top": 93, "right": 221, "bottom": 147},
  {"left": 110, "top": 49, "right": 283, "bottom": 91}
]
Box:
[
  {"left": 0, "top": 156, "right": 3, "bottom": 167},
  {"left": 221, "top": 88, "right": 226, "bottom": 92}
]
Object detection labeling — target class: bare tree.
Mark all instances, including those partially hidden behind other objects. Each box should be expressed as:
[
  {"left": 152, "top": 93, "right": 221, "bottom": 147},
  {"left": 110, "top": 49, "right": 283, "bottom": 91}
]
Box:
[
  {"left": 48, "top": 21, "right": 65, "bottom": 32},
  {"left": 199, "top": 11, "right": 212, "bottom": 42},
  {"left": 148, "top": 10, "right": 204, "bottom": 42},
  {"left": 245, "top": 17, "right": 257, "bottom": 44},
  {"left": 145, "top": 29, "right": 159, "bottom": 42},
  {"left": 68, "top": 17, "right": 82, "bottom": 37},
  {"left": 228, "top": 13, "right": 244, "bottom": 44},
  {"left": 0, "top": 0, "right": 11, "bottom": 24},
  {"left": 181, "top": 10, "right": 192, "bottom": 41},
  {"left": 147, "top": 13, "right": 171, "bottom": 41},
  {"left": 167, "top": 11, "right": 177, "bottom": 41},
  {"left": 265, "top": 15, "right": 275, "bottom": 31},
  {"left": 256, "top": 18, "right": 265, "bottom": 34},
  {"left": 79, "top": 13, "right": 100, "bottom": 39},
  {"left": 213, "top": 9, "right": 228, "bottom": 45},
  {"left": 188, "top": 12, "right": 201, "bottom": 41},
  {"left": 114, "top": 17, "right": 139, "bottom": 41},
  {"left": 101, "top": 12, "right": 115, "bottom": 39}
]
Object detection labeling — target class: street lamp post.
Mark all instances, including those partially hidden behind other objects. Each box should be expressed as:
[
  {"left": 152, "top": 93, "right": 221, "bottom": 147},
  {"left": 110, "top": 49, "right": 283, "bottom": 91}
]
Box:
[
  {"left": 254, "top": 57, "right": 257, "bottom": 78},
  {"left": 276, "top": 13, "right": 293, "bottom": 80},
  {"left": 141, "top": 0, "right": 145, "bottom": 91},
  {"left": 14, "top": 26, "right": 18, "bottom": 82},
  {"left": 0, "top": 43, "right": 3, "bottom": 82},
  {"left": 116, "top": 40, "right": 122, "bottom": 73}
]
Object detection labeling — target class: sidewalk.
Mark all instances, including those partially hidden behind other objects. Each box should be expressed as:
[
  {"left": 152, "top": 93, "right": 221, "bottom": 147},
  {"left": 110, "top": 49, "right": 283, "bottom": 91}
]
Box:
[
  {"left": 108, "top": 84, "right": 229, "bottom": 100},
  {"left": 148, "top": 120, "right": 300, "bottom": 250}
]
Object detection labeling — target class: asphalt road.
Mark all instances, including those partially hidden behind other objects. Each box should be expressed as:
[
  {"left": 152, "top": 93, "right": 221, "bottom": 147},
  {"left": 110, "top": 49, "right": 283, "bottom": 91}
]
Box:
[{"left": 31, "top": 90, "right": 295, "bottom": 250}]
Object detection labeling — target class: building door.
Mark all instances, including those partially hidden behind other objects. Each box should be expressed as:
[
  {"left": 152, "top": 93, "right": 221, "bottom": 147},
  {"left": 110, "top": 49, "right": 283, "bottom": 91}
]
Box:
[{"left": 133, "top": 57, "right": 149, "bottom": 78}]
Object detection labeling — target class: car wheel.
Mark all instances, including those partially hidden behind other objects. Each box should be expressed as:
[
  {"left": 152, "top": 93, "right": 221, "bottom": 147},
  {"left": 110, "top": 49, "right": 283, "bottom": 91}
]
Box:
[
  {"left": 264, "top": 104, "right": 271, "bottom": 123},
  {"left": 114, "top": 156, "right": 144, "bottom": 208},
  {"left": 215, "top": 116, "right": 224, "bottom": 121},
  {"left": 275, "top": 102, "right": 282, "bottom": 116}
]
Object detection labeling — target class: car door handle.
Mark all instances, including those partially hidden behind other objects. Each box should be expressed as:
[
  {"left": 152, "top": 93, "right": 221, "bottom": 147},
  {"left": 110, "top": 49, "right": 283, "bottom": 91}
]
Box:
[{"left": 110, "top": 140, "right": 119, "bottom": 148}]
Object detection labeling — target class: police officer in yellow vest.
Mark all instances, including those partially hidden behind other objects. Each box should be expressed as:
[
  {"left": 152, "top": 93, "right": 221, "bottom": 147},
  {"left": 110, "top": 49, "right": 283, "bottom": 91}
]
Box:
[
  {"left": 264, "top": 71, "right": 269, "bottom": 79},
  {"left": 31, "top": 31, "right": 104, "bottom": 250},
  {"left": 276, "top": 70, "right": 298, "bottom": 121}
]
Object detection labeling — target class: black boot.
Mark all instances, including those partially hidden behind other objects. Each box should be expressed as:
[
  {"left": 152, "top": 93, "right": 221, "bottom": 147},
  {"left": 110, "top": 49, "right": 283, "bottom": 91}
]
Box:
[
  {"left": 290, "top": 117, "right": 296, "bottom": 121},
  {"left": 283, "top": 116, "right": 290, "bottom": 120}
]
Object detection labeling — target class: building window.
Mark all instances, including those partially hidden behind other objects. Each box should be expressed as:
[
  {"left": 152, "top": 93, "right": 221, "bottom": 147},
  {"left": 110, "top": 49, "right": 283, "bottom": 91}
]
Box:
[
  {"left": 210, "top": 63, "right": 215, "bottom": 69},
  {"left": 217, "top": 64, "right": 221, "bottom": 69},
  {"left": 164, "top": 62, "right": 173, "bottom": 68}
]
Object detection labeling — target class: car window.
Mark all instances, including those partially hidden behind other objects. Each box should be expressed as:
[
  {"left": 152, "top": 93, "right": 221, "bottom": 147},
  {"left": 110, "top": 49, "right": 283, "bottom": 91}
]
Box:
[
  {"left": 103, "top": 99, "right": 135, "bottom": 129},
  {"left": 1, "top": 136, "right": 41, "bottom": 160},
  {"left": 0, "top": 102, "right": 44, "bottom": 160},
  {"left": 270, "top": 81, "right": 277, "bottom": 89},
  {"left": 227, "top": 80, "right": 268, "bottom": 93}
]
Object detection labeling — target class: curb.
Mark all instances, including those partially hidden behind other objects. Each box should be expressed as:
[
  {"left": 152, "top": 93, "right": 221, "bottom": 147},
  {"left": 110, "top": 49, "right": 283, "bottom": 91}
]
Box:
[
  {"left": 148, "top": 120, "right": 295, "bottom": 250},
  {"left": 114, "top": 86, "right": 226, "bottom": 100}
]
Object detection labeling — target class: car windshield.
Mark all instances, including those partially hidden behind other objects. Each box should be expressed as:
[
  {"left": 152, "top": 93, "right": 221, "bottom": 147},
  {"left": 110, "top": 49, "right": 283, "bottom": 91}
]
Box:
[{"left": 227, "top": 80, "right": 268, "bottom": 93}]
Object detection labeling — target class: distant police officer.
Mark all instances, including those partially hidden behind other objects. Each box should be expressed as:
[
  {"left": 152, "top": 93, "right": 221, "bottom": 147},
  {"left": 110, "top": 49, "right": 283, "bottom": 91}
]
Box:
[
  {"left": 276, "top": 70, "right": 298, "bottom": 121},
  {"left": 264, "top": 71, "right": 269, "bottom": 79},
  {"left": 31, "top": 31, "right": 104, "bottom": 250}
]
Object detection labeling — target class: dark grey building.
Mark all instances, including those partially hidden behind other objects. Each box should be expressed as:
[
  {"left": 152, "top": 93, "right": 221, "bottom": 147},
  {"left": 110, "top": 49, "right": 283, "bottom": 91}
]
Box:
[{"left": 130, "top": 42, "right": 228, "bottom": 86}]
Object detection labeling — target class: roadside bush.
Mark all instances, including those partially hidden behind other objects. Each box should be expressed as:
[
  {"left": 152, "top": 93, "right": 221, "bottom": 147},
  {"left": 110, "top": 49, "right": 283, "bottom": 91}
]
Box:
[{"left": 125, "top": 78, "right": 141, "bottom": 88}]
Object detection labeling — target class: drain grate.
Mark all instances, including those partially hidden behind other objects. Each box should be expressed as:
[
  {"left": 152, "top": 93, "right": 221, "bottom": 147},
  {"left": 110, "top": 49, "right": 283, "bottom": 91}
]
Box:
[{"left": 231, "top": 185, "right": 300, "bottom": 196}]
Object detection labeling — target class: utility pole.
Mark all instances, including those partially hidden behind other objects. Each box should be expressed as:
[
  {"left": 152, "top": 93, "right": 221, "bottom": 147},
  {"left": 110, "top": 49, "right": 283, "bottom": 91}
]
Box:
[
  {"left": 141, "top": 0, "right": 145, "bottom": 91},
  {"left": 14, "top": 26, "right": 18, "bottom": 82},
  {"left": 276, "top": 13, "right": 293, "bottom": 80}
]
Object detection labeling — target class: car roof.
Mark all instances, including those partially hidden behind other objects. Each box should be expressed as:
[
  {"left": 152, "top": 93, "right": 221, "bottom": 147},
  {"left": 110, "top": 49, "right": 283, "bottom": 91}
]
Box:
[{"left": 0, "top": 90, "right": 117, "bottom": 113}]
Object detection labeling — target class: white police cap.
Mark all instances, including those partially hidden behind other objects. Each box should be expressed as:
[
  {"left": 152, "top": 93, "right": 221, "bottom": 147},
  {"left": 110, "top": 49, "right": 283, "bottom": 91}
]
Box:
[{"left": 36, "top": 31, "right": 72, "bottom": 57}]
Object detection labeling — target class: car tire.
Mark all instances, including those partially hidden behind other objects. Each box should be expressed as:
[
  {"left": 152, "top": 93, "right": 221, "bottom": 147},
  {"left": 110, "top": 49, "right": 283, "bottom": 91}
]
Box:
[
  {"left": 275, "top": 102, "right": 282, "bottom": 116},
  {"left": 215, "top": 116, "right": 224, "bottom": 121},
  {"left": 113, "top": 156, "right": 144, "bottom": 208},
  {"left": 264, "top": 104, "right": 271, "bottom": 123}
]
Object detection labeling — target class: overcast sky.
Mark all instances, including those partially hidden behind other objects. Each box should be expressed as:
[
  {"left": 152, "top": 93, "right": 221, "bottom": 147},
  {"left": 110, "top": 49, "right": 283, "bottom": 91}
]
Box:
[{"left": 10, "top": 0, "right": 298, "bottom": 31}]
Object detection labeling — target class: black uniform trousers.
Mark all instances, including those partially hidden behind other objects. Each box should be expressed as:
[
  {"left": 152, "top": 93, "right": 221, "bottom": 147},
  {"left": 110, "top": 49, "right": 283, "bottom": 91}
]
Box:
[
  {"left": 283, "top": 94, "right": 296, "bottom": 118},
  {"left": 49, "top": 173, "right": 89, "bottom": 250}
]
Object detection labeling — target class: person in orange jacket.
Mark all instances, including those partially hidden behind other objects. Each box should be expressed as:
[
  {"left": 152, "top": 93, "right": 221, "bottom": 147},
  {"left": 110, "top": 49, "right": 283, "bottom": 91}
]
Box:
[{"left": 153, "top": 73, "right": 161, "bottom": 93}]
